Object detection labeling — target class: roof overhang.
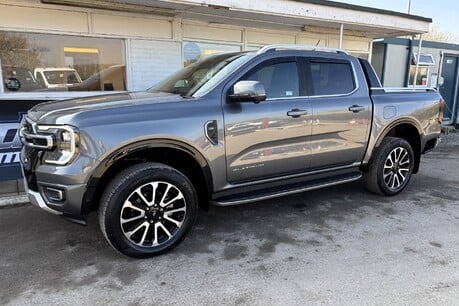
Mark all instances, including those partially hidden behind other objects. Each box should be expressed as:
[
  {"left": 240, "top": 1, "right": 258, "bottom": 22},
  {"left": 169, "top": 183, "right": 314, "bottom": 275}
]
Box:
[{"left": 42, "top": 0, "right": 432, "bottom": 38}]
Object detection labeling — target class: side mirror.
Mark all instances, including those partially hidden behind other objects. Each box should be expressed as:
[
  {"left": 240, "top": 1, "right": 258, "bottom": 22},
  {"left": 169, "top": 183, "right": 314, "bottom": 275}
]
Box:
[{"left": 228, "top": 80, "right": 266, "bottom": 103}]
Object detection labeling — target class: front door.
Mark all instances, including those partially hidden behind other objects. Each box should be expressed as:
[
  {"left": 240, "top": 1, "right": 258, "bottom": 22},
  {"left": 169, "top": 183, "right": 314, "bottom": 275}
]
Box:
[
  {"left": 224, "top": 58, "right": 312, "bottom": 183},
  {"left": 440, "top": 55, "right": 458, "bottom": 124}
]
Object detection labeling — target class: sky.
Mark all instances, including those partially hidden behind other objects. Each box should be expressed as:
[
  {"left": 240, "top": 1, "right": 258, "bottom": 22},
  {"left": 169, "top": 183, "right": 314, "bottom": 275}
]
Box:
[{"left": 332, "top": 0, "right": 459, "bottom": 42}]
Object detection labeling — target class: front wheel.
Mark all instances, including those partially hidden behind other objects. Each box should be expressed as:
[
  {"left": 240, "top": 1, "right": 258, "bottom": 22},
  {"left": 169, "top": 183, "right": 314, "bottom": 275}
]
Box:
[
  {"left": 98, "top": 162, "right": 198, "bottom": 258},
  {"left": 363, "top": 137, "right": 414, "bottom": 196}
]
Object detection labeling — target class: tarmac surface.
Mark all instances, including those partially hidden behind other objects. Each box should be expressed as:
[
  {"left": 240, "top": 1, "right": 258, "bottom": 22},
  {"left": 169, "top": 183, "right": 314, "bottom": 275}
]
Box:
[{"left": 1, "top": 131, "right": 458, "bottom": 305}]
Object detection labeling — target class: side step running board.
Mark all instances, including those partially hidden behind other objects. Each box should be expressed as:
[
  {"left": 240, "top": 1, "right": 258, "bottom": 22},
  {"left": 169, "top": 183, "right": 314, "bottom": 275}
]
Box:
[{"left": 212, "top": 173, "right": 362, "bottom": 206}]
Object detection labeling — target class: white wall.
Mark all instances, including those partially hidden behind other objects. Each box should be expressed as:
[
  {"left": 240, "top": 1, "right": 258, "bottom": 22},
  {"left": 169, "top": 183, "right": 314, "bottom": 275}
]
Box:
[{"left": 129, "top": 40, "right": 182, "bottom": 91}]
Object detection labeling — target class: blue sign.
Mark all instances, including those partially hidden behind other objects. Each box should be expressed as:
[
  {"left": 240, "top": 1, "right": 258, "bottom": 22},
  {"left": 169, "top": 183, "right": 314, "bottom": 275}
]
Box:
[{"left": 183, "top": 42, "right": 201, "bottom": 61}]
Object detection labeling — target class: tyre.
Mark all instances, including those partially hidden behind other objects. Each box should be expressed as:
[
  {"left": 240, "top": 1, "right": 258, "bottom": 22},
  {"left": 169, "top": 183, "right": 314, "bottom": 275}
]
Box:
[
  {"left": 98, "top": 162, "right": 198, "bottom": 258},
  {"left": 363, "top": 137, "right": 414, "bottom": 196}
]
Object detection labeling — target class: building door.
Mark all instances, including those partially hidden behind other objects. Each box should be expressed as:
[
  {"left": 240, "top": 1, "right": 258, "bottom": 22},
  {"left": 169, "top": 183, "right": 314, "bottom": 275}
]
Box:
[{"left": 439, "top": 55, "right": 458, "bottom": 124}]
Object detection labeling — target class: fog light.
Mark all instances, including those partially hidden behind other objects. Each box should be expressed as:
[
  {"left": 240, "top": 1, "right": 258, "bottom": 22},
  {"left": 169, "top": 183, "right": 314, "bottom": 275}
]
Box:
[{"left": 43, "top": 187, "right": 65, "bottom": 202}]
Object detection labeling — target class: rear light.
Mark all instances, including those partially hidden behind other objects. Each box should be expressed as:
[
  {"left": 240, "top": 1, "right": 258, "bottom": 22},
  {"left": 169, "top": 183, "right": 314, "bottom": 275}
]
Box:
[{"left": 438, "top": 98, "right": 445, "bottom": 124}]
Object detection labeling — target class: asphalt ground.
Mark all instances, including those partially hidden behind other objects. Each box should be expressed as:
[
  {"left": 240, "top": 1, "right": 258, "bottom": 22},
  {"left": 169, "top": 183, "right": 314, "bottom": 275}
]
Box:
[{"left": 1, "top": 131, "right": 458, "bottom": 305}]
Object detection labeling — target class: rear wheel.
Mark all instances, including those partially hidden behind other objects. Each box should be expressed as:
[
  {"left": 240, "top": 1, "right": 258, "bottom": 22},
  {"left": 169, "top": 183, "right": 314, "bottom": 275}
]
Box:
[
  {"left": 98, "top": 162, "right": 197, "bottom": 258},
  {"left": 363, "top": 137, "right": 414, "bottom": 195}
]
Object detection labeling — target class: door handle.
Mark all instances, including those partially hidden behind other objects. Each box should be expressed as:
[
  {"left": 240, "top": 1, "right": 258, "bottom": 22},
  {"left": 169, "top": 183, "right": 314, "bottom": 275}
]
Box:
[
  {"left": 287, "top": 109, "right": 308, "bottom": 118},
  {"left": 348, "top": 105, "right": 366, "bottom": 113}
]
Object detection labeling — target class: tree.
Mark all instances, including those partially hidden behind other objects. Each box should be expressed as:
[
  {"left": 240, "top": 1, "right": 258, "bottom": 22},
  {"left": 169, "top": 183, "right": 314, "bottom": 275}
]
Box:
[
  {"left": 422, "top": 27, "right": 458, "bottom": 43},
  {"left": 0, "top": 32, "right": 41, "bottom": 69}
]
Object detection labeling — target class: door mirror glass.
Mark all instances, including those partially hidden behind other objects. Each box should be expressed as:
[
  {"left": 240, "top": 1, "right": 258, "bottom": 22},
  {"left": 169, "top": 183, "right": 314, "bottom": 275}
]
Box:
[{"left": 228, "top": 80, "right": 266, "bottom": 103}]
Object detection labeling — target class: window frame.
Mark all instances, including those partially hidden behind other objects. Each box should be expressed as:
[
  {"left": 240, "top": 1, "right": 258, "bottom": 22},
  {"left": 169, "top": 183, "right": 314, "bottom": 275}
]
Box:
[
  {"left": 303, "top": 57, "right": 359, "bottom": 98},
  {"left": 409, "top": 65, "right": 430, "bottom": 87},
  {"left": 412, "top": 53, "right": 435, "bottom": 66},
  {"left": 236, "top": 56, "right": 308, "bottom": 100}
]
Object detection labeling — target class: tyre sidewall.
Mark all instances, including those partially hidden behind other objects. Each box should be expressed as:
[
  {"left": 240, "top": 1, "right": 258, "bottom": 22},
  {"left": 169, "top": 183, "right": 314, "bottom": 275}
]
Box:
[{"left": 101, "top": 164, "right": 197, "bottom": 258}]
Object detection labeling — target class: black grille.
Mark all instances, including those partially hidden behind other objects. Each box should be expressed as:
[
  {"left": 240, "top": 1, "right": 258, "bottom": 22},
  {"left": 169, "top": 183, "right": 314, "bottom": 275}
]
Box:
[{"left": 20, "top": 116, "right": 41, "bottom": 191}]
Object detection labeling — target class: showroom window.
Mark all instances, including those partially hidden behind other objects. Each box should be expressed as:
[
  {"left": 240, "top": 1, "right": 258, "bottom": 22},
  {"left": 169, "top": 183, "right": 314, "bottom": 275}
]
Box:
[
  {"left": 0, "top": 31, "right": 126, "bottom": 93},
  {"left": 182, "top": 41, "right": 241, "bottom": 66}
]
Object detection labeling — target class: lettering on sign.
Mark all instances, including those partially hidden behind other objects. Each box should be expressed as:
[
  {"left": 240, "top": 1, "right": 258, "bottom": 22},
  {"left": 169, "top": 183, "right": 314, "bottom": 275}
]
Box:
[{"left": 0, "top": 151, "right": 21, "bottom": 164}]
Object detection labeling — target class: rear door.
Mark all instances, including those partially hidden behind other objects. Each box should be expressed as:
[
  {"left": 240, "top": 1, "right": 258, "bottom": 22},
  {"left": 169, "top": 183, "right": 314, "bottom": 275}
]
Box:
[
  {"left": 223, "top": 57, "right": 312, "bottom": 183},
  {"left": 305, "top": 57, "right": 372, "bottom": 170}
]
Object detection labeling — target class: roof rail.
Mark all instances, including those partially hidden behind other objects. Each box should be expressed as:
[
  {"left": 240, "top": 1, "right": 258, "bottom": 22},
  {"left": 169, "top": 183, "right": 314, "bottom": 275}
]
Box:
[{"left": 257, "top": 44, "right": 349, "bottom": 55}]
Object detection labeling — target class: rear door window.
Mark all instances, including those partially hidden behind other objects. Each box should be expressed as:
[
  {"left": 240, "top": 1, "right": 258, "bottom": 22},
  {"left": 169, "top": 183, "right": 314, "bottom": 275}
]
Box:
[{"left": 309, "top": 61, "right": 355, "bottom": 96}]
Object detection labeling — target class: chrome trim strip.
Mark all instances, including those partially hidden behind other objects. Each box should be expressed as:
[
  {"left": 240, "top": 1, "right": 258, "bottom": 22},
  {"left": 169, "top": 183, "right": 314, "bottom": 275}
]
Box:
[
  {"left": 25, "top": 116, "right": 38, "bottom": 133},
  {"left": 20, "top": 130, "right": 54, "bottom": 150},
  {"left": 226, "top": 162, "right": 362, "bottom": 188},
  {"left": 44, "top": 187, "right": 64, "bottom": 202},
  {"left": 39, "top": 125, "right": 79, "bottom": 166},
  {"left": 27, "top": 189, "right": 62, "bottom": 215},
  {"left": 266, "top": 61, "right": 359, "bottom": 100},
  {"left": 371, "top": 87, "right": 436, "bottom": 93},
  {"left": 212, "top": 174, "right": 362, "bottom": 206}
]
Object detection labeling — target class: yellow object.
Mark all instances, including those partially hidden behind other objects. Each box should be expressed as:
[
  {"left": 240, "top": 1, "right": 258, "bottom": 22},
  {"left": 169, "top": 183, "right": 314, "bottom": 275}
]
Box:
[{"left": 64, "top": 47, "right": 99, "bottom": 54}]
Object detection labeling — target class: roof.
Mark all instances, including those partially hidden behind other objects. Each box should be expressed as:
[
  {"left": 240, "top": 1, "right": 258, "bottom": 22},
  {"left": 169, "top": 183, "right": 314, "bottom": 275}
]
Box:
[
  {"left": 42, "top": 0, "right": 433, "bottom": 37},
  {"left": 292, "top": 0, "right": 432, "bottom": 23},
  {"left": 377, "top": 38, "right": 459, "bottom": 51}
]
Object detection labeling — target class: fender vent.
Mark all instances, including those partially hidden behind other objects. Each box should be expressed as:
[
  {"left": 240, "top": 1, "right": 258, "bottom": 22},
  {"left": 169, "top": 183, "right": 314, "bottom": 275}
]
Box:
[{"left": 205, "top": 120, "right": 218, "bottom": 145}]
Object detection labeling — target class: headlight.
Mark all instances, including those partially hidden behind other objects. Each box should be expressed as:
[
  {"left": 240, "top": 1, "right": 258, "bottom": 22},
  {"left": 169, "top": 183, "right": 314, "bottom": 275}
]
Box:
[{"left": 37, "top": 125, "right": 79, "bottom": 165}]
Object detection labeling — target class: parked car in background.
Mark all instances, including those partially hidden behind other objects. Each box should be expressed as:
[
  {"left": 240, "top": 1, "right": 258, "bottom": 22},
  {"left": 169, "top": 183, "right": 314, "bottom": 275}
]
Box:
[
  {"left": 34, "top": 67, "right": 82, "bottom": 89},
  {"left": 2, "top": 65, "right": 42, "bottom": 92},
  {"left": 20, "top": 45, "right": 443, "bottom": 258},
  {"left": 69, "top": 65, "right": 126, "bottom": 91}
]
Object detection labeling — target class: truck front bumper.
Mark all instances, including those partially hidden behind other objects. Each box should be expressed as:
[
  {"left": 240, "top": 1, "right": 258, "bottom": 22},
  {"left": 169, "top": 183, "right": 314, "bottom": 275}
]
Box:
[
  {"left": 25, "top": 185, "right": 62, "bottom": 215},
  {"left": 22, "top": 167, "right": 88, "bottom": 217}
]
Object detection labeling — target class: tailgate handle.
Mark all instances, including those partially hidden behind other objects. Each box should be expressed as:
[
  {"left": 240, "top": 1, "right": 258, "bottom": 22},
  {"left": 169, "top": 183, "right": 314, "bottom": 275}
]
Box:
[
  {"left": 287, "top": 109, "right": 308, "bottom": 118},
  {"left": 348, "top": 105, "right": 366, "bottom": 113}
]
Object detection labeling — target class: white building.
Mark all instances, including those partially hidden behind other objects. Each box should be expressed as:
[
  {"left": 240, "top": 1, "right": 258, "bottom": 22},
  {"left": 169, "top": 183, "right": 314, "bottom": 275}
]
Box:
[
  {"left": 0, "top": 0, "right": 432, "bottom": 182},
  {"left": 0, "top": 0, "right": 432, "bottom": 95}
]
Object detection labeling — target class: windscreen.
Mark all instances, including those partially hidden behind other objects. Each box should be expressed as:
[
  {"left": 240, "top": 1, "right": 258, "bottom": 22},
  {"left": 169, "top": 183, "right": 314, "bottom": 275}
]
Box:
[{"left": 148, "top": 52, "right": 253, "bottom": 97}]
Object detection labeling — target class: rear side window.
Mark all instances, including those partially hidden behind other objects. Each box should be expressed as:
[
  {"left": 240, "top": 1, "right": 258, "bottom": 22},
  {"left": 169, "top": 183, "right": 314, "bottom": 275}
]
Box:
[{"left": 309, "top": 61, "right": 355, "bottom": 96}]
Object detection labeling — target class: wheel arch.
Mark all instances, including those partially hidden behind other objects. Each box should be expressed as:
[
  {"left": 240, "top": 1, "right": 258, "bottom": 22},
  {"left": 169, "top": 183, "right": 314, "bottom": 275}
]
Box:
[
  {"left": 372, "top": 118, "right": 422, "bottom": 174},
  {"left": 81, "top": 139, "right": 213, "bottom": 214}
]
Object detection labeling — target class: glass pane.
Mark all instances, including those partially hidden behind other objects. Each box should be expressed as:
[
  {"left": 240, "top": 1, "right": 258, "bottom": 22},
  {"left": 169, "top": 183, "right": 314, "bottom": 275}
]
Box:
[
  {"left": 412, "top": 53, "right": 435, "bottom": 66},
  {"left": 183, "top": 41, "right": 241, "bottom": 66},
  {"left": 310, "top": 61, "right": 355, "bottom": 95},
  {"left": 244, "top": 61, "right": 299, "bottom": 99},
  {"left": 409, "top": 66, "right": 429, "bottom": 86},
  {"left": 0, "top": 31, "right": 125, "bottom": 92},
  {"left": 150, "top": 53, "right": 252, "bottom": 97}
]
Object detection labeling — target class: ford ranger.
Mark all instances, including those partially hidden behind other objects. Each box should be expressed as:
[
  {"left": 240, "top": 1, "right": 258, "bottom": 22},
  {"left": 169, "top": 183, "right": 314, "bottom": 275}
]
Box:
[{"left": 19, "top": 45, "right": 443, "bottom": 257}]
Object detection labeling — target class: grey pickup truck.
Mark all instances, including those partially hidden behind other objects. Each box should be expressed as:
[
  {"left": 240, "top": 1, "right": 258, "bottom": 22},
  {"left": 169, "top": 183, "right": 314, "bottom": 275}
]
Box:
[{"left": 20, "top": 45, "right": 443, "bottom": 257}]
